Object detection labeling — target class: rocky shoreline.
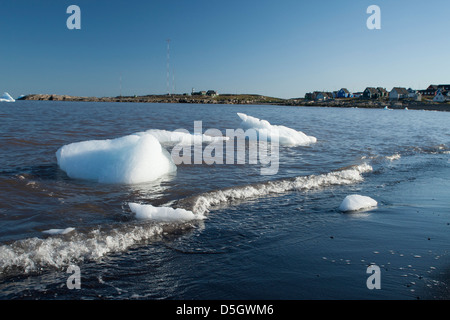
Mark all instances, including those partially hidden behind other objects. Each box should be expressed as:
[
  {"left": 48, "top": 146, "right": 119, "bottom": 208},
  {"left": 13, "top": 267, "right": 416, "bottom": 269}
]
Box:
[{"left": 17, "top": 93, "right": 450, "bottom": 112}]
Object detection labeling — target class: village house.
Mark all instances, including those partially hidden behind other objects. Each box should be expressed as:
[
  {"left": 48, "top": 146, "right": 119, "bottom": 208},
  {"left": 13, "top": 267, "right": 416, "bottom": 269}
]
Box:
[
  {"left": 377, "top": 87, "right": 388, "bottom": 98},
  {"left": 337, "top": 88, "right": 352, "bottom": 98},
  {"left": 206, "top": 90, "right": 218, "bottom": 97},
  {"left": 433, "top": 89, "right": 449, "bottom": 103},
  {"left": 389, "top": 87, "right": 409, "bottom": 100},
  {"left": 316, "top": 92, "right": 333, "bottom": 101},
  {"left": 363, "top": 87, "right": 380, "bottom": 99}
]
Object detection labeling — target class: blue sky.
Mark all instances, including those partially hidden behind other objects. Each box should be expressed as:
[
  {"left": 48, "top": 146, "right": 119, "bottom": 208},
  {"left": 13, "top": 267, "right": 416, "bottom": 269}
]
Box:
[{"left": 1, "top": 0, "right": 450, "bottom": 99}]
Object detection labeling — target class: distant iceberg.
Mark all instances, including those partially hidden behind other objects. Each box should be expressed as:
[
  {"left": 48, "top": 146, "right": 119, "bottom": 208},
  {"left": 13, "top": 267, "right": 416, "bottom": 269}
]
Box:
[
  {"left": 237, "top": 113, "right": 317, "bottom": 146},
  {"left": 0, "top": 92, "right": 15, "bottom": 102}
]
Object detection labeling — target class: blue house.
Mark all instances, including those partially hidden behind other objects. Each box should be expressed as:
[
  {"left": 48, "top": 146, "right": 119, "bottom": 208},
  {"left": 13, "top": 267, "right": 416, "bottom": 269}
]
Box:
[{"left": 337, "top": 88, "right": 352, "bottom": 98}]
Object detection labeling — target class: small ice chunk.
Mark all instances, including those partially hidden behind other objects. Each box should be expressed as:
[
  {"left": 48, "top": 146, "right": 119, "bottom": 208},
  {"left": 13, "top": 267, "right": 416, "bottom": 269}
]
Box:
[
  {"left": 338, "top": 194, "right": 378, "bottom": 212},
  {"left": 43, "top": 227, "right": 75, "bottom": 235},
  {"left": 129, "top": 203, "right": 204, "bottom": 222}
]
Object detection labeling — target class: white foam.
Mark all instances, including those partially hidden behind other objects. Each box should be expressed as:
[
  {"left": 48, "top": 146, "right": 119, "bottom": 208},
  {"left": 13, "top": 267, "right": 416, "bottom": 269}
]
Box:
[
  {"left": 141, "top": 129, "right": 228, "bottom": 146},
  {"left": 129, "top": 203, "right": 204, "bottom": 222},
  {"left": 56, "top": 133, "right": 177, "bottom": 184},
  {"left": 184, "top": 163, "right": 373, "bottom": 215},
  {"left": 0, "top": 92, "right": 15, "bottom": 102},
  {"left": 385, "top": 154, "right": 401, "bottom": 161},
  {"left": 338, "top": 194, "right": 378, "bottom": 212},
  {"left": 42, "top": 228, "right": 75, "bottom": 235},
  {"left": 0, "top": 224, "right": 164, "bottom": 273},
  {"left": 237, "top": 113, "right": 317, "bottom": 146}
]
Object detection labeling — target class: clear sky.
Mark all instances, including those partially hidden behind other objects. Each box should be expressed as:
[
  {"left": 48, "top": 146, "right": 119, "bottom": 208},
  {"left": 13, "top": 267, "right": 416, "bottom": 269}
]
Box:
[{"left": 1, "top": 0, "right": 450, "bottom": 99}]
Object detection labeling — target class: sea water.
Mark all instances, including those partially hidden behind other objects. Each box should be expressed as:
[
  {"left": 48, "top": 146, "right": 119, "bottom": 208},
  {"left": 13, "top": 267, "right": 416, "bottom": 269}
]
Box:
[{"left": 0, "top": 101, "right": 449, "bottom": 299}]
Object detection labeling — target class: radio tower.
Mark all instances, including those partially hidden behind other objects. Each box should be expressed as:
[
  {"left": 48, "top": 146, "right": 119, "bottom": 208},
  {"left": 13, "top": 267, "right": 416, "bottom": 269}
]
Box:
[{"left": 166, "top": 39, "right": 171, "bottom": 96}]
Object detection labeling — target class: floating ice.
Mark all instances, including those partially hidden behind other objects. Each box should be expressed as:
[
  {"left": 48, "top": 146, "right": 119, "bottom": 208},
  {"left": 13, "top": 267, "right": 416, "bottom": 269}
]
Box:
[
  {"left": 43, "top": 228, "right": 75, "bottom": 235},
  {"left": 0, "top": 92, "right": 15, "bottom": 102},
  {"left": 237, "top": 113, "right": 317, "bottom": 146},
  {"left": 129, "top": 203, "right": 204, "bottom": 222},
  {"left": 56, "top": 133, "right": 176, "bottom": 184},
  {"left": 338, "top": 194, "right": 378, "bottom": 212},
  {"left": 140, "top": 129, "right": 228, "bottom": 146}
]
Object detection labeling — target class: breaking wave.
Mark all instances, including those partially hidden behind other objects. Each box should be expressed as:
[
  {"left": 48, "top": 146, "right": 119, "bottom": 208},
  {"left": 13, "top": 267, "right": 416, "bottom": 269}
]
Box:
[
  {"left": 0, "top": 163, "right": 372, "bottom": 275},
  {"left": 0, "top": 222, "right": 185, "bottom": 274},
  {"left": 176, "top": 163, "right": 373, "bottom": 215}
]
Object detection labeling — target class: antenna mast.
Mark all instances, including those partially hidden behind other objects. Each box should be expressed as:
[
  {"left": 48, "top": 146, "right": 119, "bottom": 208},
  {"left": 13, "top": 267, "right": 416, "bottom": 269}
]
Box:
[{"left": 166, "top": 39, "right": 171, "bottom": 96}]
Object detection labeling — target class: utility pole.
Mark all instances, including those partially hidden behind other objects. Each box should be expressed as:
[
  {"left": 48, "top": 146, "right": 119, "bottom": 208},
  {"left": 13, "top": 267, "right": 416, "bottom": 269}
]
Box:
[{"left": 119, "top": 73, "right": 122, "bottom": 100}]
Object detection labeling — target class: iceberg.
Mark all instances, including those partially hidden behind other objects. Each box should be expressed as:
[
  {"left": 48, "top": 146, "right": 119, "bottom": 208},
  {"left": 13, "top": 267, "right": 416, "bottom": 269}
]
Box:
[
  {"left": 129, "top": 203, "right": 204, "bottom": 222},
  {"left": 237, "top": 113, "right": 317, "bottom": 146},
  {"left": 338, "top": 194, "right": 378, "bottom": 212},
  {"left": 0, "top": 92, "right": 15, "bottom": 102},
  {"left": 56, "top": 133, "right": 176, "bottom": 184}
]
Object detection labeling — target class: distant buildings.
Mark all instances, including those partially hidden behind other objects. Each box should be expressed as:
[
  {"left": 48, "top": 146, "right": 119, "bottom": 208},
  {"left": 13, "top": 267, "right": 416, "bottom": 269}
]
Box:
[
  {"left": 191, "top": 89, "right": 219, "bottom": 97},
  {"left": 304, "top": 83, "right": 449, "bottom": 103}
]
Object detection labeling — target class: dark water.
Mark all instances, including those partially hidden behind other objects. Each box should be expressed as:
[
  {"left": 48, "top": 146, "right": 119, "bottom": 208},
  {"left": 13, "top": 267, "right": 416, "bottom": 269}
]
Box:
[{"left": 0, "top": 100, "right": 449, "bottom": 299}]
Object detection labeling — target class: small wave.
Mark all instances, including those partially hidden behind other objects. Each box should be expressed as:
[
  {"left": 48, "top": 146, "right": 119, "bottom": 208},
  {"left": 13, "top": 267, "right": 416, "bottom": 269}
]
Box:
[
  {"left": 0, "top": 223, "right": 170, "bottom": 274},
  {"left": 177, "top": 163, "right": 373, "bottom": 215}
]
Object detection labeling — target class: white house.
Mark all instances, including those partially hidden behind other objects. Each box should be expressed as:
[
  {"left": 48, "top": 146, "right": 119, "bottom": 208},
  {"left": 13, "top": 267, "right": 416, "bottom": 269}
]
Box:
[
  {"left": 389, "top": 87, "right": 409, "bottom": 100},
  {"left": 433, "top": 90, "right": 448, "bottom": 103}
]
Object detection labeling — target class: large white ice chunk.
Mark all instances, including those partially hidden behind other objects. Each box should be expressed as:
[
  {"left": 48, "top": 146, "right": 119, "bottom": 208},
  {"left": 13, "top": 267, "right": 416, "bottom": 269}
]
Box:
[
  {"left": 56, "top": 133, "right": 176, "bottom": 184},
  {"left": 237, "top": 113, "right": 317, "bottom": 146},
  {"left": 338, "top": 194, "right": 378, "bottom": 212},
  {"left": 129, "top": 203, "right": 204, "bottom": 222},
  {"left": 0, "top": 92, "right": 15, "bottom": 102}
]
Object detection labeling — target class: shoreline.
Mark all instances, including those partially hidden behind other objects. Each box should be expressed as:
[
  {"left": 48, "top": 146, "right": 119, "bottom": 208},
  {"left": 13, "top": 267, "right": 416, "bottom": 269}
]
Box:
[{"left": 17, "top": 93, "right": 450, "bottom": 112}]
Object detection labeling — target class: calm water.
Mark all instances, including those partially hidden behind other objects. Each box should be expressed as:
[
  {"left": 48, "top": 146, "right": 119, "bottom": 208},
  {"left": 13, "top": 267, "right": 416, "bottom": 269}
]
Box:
[{"left": 0, "top": 100, "right": 449, "bottom": 299}]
